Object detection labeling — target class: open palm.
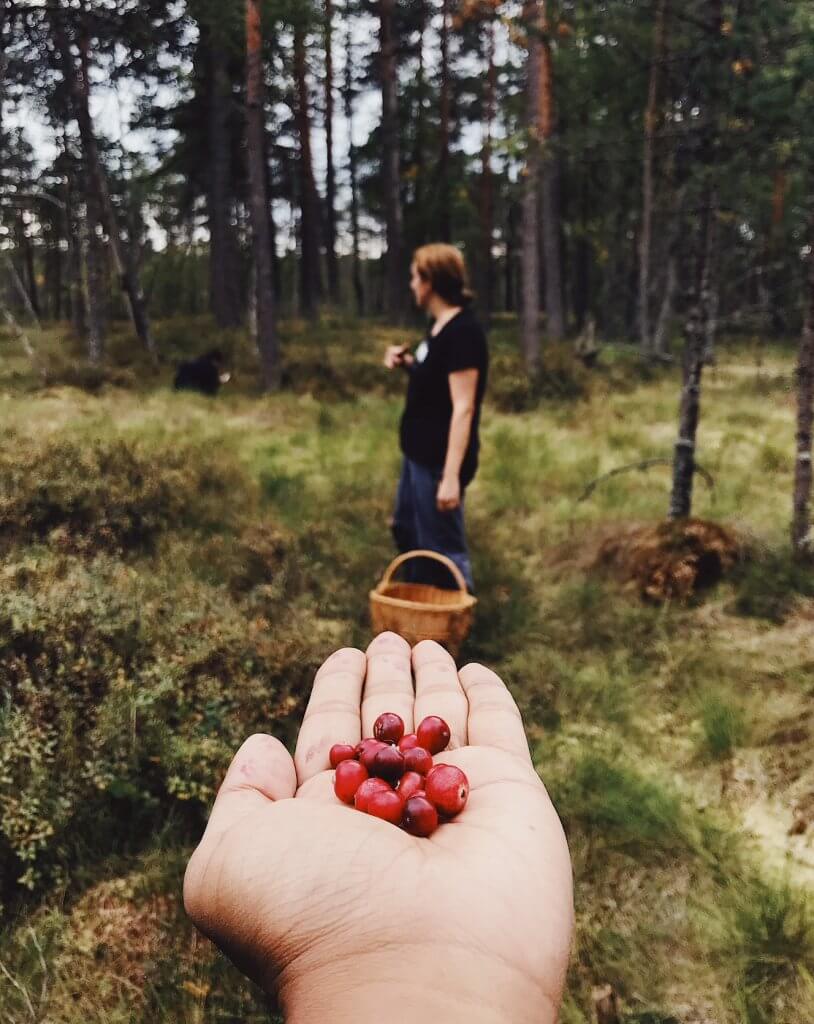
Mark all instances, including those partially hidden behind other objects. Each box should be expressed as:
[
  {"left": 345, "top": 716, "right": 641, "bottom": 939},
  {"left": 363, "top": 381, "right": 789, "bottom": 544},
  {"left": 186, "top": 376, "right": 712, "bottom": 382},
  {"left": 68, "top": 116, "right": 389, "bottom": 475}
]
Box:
[{"left": 184, "top": 633, "right": 574, "bottom": 1024}]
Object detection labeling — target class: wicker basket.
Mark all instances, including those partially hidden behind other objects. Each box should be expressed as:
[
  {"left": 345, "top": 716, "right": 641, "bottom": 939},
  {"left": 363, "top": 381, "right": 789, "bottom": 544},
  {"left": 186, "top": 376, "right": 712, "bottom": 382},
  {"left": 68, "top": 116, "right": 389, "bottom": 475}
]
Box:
[{"left": 369, "top": 550, "right": 477, "bottom": 658}]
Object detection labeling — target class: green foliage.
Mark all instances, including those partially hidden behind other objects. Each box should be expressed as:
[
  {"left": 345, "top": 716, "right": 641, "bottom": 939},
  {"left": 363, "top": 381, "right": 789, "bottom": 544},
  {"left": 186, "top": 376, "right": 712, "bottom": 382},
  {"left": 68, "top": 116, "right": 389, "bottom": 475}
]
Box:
[
  {"left": 698, "top": 693, "right": 749, "bottom": 761},
  {"left": 0, "top": 434, "right": 250, "bottom": 553},
  {"left": 732, "top": 549, "right": 814, "bottom": 623},
  {"left": 723, "top": 878, "right": 814, "bottom": 1024}
]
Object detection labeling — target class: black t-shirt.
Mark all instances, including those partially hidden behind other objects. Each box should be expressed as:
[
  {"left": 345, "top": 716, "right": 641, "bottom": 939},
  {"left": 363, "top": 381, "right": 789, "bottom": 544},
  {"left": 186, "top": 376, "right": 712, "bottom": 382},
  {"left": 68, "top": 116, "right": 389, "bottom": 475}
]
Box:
[{"left": 399, "top": 307, "right": 489, "bottom": 487}]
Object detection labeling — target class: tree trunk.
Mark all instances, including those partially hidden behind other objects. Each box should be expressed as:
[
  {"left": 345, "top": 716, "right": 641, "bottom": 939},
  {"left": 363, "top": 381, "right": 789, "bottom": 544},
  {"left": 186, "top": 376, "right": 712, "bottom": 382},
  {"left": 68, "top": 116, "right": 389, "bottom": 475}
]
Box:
[
  {"left": 652, "top": 255, "right": 677, "bottom": 357},
  {"left": 245, "top": 0, "right": 280, "bottom": 390},
  {"left": 410, "top": 0, "right": 428, "bottom": 250},
  {"left": 208, "top": 35, "right": 243, "bottom": 328},
  {"left": 438, "top": 0, "right": 452, "bottom": 243},
  {"left": 293, "top": 25, "right": 322, "bottom": 321},
  {"left": 638, "top": 0, "right": 668, "bottom": 354},
  {"left": 792, "top": 216, "right": 814, "bottom": 557},
  {"left": 538, "top": 1, "right": 564, "bottom": 341},
  {"left": 81, "top": 199, "right": 105, "bottom": 363},
  {"left": 521, "top": 0, "right": 542, "bottom": 374},
  {"left": 479, "top": 19, "right": 496, "bottom": 316},
  {"left": 18, "top": 212, "right": 41, "bottom": 319},
  {"left": 324, "top": 0, "right": 340, "bottom": 305},
  {"left": 379, "top": 0, "right": 405, "bottom": 321},
  {"left": 343, "top": 20, "right": 364, "bottom": 317},
  {"left": 51, "top": 8, "right": 155, "bottom": 356}
]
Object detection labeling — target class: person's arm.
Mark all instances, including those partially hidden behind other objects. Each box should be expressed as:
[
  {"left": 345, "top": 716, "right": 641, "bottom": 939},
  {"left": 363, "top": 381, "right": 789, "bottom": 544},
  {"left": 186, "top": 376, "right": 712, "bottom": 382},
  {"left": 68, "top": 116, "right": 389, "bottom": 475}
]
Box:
[{"left": 437, "top": 369, "right": 478, "bottom": 511}]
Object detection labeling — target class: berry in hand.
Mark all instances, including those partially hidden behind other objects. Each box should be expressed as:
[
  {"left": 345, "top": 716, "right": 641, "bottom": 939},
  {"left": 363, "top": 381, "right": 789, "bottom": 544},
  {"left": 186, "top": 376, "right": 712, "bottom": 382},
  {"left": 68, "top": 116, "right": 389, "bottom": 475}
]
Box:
[
  {"left": 425, "top": 764, "right": 469, "bottom": 817},
  {"left": 416, "top": 716, "right": 451, "bottom": 755},
  {"left": 334, "top": 760, "right": 368, "bottom": 804},
  {"left": 396, "top": 771, "right": 424, "bottom": 802},
  {"left": 373, "top": 712, "right": 405, "bottom": 745},
  {"left": 354, "top": 777, "right": 393, "bottom": 813},
  {"left": 357, "top": 738, "right": 388, "bottom": 771},
  {"left": 367, "top": 789, "right": 404, "bottom": 825},
  {"left": 370, "top": 744, "right": 405, "bottom": 783},
  {"left": 403, "top": 795, "right": 439, "bottom": 837},
  {"left": 398, "top": 733, "right": 419, "bottom": 752},
  {"left": 329, "top": 743, "right": 358, "bottom": 768},
  {"left": 403, "top": 745, "right": 433, "bottom": 775}
]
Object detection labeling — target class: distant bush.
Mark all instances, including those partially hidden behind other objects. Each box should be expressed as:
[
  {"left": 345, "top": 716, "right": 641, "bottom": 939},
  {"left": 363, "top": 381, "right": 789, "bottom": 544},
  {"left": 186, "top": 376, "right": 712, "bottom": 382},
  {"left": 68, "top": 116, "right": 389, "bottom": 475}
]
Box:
[
  {"left": 0, "top": 435, "right": 251, "bottom": 554},
  {"left": 489, "top": 346, "right": 590, "bottom": 412},
  {"left": 731, "top": 548, "right": 814, "bottom": 623},
  {"left": 43, "top": 359, "right": 139, "bottom": 394},
  {"left": 0, "top": 553, "right": 319, "bottom": 899}
]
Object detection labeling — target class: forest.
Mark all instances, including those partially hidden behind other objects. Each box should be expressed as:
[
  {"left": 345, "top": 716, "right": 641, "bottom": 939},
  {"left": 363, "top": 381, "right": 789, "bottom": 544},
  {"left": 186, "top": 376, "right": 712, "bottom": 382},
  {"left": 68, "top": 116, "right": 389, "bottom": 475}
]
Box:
[{"left": 1, "top": 1, "right": 814, "bottom": 1022}]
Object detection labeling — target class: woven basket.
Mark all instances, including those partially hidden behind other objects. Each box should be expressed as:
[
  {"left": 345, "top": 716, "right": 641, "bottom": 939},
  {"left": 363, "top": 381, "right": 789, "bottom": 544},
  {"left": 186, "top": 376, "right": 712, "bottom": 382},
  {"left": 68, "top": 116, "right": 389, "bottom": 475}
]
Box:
[{"left": 369, "top": 550, "right": 477, "bottom": 658}]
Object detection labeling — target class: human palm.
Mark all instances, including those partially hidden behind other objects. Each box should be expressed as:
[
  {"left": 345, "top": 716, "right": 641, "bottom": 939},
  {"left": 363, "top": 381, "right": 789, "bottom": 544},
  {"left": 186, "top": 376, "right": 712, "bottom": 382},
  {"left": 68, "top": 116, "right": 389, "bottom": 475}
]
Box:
[{"left": 184, "top": 633, "right": 574, "bottom": 1024}]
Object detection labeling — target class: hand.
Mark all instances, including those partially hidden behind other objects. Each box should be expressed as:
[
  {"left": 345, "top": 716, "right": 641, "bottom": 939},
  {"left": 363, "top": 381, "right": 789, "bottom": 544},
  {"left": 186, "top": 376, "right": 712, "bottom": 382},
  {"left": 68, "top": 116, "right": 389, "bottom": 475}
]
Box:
[
  {"left": 437, "top": 472, "right": 461, "bottom": 511},
  {"left": 384, "top": 344, "right": 414, "bottom": 370},
  {"left": 184, "top": 633, "right": 573, "bottom": 1024}
]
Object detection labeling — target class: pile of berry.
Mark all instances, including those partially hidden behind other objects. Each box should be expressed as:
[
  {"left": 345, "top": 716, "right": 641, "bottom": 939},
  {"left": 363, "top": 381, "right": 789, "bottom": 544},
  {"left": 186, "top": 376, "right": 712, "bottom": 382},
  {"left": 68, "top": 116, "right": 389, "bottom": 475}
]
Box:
[{"left": 331, "top": 713, "right": 469, "bottom": 837}]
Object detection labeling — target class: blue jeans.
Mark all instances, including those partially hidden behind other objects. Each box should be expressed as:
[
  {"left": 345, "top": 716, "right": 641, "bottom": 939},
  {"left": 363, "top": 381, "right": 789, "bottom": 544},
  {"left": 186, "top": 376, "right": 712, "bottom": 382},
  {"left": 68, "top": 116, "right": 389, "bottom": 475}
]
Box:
[{"left": 391, "top": 457, "right": 474, "bottom": 593}]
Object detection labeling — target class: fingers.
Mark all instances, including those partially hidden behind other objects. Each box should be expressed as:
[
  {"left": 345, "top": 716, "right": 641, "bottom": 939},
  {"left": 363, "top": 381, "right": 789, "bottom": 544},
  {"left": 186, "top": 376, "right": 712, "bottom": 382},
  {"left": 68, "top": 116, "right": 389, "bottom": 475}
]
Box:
[
  {"left": 413, "top": 640, "right": 468, "bottom": 748},
  {"left": 202, "top": 733, "right": 297, "bottom": 842},
  {"left": 294, "top": 647, "right": 366, "bottom": 785},
  {"left": 458, "top": 663, "right": 532, "bottom": 764},
  {"left": 361, "top": 632, "right": 415, "bottom": 737}
]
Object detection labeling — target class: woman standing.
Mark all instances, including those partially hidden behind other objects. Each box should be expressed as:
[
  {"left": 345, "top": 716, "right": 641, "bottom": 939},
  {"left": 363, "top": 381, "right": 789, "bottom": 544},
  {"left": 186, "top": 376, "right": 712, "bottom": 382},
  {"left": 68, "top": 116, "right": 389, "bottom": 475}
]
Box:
[{"left": 384, "top": 244, "right": 489, "bottom": 592}]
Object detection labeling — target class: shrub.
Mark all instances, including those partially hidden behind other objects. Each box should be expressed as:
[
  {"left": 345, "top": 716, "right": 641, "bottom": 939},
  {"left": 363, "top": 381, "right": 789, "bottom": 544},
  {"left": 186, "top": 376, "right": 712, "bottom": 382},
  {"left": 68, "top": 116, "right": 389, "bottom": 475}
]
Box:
[
  {"left": 0, "top": 435, "right": 251, "bottom": 554},
  {"left": 731, "top": 548, "right": 814, "bottom": 623},
  {"left": 698, "top": 693, "right": 749, "bottom": 760}
]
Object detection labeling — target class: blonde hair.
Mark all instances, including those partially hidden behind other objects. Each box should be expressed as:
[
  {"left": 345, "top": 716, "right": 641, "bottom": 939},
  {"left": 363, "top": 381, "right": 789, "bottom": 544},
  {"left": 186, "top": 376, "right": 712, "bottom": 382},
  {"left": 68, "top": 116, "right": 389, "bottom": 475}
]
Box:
[{"left": 413, "top": 244, "right": 474, "bottom": 307}]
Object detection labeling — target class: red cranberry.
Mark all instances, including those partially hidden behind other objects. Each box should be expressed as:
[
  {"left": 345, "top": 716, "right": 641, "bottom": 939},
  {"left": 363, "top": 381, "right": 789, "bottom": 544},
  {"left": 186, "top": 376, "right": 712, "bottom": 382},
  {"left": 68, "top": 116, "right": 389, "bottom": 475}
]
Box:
[
  {"left": 402, "top": 795, "right": 439, "bottom": 837},
  {"left": 367, "top": 789, "right": 404, "bottom": 825},
  {"left": 373, "top": 712, "right": 405, "bottom": 745},
  {"left": 370, "top": 745, "right": 405, "bottom": 783},
  {"left": 358, "top": 739, "right": 388, "bottom": 771},
  {"left": 425, "top": 764, "right": 469, "bottom": 817},
  {"left": 354, "top": 777, "right": 392, "bottom": 813},
  {"left": 329, "top": 743, "right": 358, "bottom": 768},
  {"left": 334, "top": 760, "right": 368, "bottom": 804},
  {"left": 403, "top": 745, "right": 433, "bottom": 775},
  {"left": 398, "top": 733, "right": 419, "bottom": 752},
  {"left": 416, "top": 716, "right": 451, "bottom": 755},
  {"left": 396, "top": 771, "right": 424, "bottom": 801}
]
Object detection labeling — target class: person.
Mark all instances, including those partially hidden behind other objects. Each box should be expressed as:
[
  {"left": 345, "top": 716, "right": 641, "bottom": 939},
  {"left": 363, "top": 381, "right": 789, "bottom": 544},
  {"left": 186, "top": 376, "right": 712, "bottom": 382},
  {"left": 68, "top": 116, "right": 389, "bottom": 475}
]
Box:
[
  {"left": 384, "top": 245, "right": 489, "bottom": 593},
  {"left": 184, "top": 632, "right": 574, "bottom": 1023}
]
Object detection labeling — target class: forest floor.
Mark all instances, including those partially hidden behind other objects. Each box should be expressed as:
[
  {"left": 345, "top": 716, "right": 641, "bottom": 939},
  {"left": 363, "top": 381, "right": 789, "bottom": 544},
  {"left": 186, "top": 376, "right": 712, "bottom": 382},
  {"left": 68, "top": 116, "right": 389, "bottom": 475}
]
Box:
[{"left": 0, "top": 316, "right": 812, "bottom": 1024}]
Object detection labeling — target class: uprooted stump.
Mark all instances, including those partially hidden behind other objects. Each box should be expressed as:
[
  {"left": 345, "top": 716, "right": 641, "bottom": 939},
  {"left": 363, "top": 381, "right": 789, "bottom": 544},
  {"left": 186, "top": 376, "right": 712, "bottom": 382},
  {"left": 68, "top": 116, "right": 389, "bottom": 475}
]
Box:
[{"left": 593, "top": 518, "right": 740, "bottom": 603}]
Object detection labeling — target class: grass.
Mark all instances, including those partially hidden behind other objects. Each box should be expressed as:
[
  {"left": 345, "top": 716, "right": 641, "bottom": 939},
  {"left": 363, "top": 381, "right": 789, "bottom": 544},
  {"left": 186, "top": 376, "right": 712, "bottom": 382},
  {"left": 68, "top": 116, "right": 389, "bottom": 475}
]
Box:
[{"left": 0, "top": 317, "right": 812, "bottom": 1022}]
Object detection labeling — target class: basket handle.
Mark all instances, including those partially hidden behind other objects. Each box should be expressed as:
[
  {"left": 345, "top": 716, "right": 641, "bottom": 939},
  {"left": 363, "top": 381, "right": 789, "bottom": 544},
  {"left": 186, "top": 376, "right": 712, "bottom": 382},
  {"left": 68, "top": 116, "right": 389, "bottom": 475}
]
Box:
[{"left": 379, "top": 549, "right": 470, "bottom": 594}]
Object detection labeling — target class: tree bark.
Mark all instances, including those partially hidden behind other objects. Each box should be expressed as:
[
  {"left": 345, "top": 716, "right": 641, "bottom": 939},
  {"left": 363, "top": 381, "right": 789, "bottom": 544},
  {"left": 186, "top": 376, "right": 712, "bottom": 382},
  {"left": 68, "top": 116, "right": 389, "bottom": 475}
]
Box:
[
  {"left": 438, "top": 0, "right": 452, "bottom": 243},
  {"left": 343, "top": 19, "right": 364, "bottom": 316},
  {"left": 379, "top": 0, "right": 406, "bottom": 321},
  {"left": 245, "top": 0, "right": 280, "bottom": 390},
  {"left": 538, "top": 1, "right": 564, "bottom": 341},
  {"left": 638, "top": 0, "right": 668, "bottom": 354},
  {"left": 792, "top": 216, "right": 814, "bottom": 557},
  {"left": 50, "top": 7, "right": 155, "bottom": 356},
  {"left": 208, "top": 33, "right": 243, "bottom": 328},
  {"left": 293, "top": 25, "right": 322, "bottom": 321},
  {"left": 479, "top": 19, "right": 497, "bottom": 316},
  {"left": 81, "top": 198, "right": 105, "bottom": 364},
  {"left": 17, "top": 211, "right": 41, "bottom": 319},
  {"left": 324, "top": 0, "right": 340, "bottom": 304},
  {"left": 668, "top": 291, "right": 705, "bottom": 519},
  {"left": 521, "top": 0, "right": 542, "bottom": 374}
]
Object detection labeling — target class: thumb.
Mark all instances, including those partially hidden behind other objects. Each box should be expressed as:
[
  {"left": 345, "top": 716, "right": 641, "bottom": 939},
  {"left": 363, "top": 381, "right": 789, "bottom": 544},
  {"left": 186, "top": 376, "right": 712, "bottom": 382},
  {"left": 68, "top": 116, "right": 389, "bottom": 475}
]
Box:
[{"left": 201, "top": 733, "right": 297, "bottom": 843}]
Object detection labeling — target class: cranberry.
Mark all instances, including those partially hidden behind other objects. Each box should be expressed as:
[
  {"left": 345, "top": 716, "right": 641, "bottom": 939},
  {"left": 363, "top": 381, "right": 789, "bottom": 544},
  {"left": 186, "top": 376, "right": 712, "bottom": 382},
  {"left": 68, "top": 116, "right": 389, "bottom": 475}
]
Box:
[
  {"left": 425, "top": 764, "right": 469, "bottom": 817},
  {"left": 370, "top": 744, "right": 405, "bottom": 783},
  {"left": 334, "top": 760, "right": 368, "bottom": 804},
  {"left": 357, "top": 739, "right": 388, "bottom": 771},
  {"left": 402, "top": 795, "right": 439, "bottom": 837},
  {"left": 354, "top": 777, "right": 392, "bottom": 813},
  {"left": 373, "top": 712, "right": 405, "bottom": 745},
  {"left": 398, "top": 733, "right": 419, "bottom": 752},
  {"left": 367, "top": 789, "right": 404, "bottom": 825},
  {"left": 403, "top": 745, "right": 433, "bottom": 775},
  {"left": 416, "top": 716, "right": 451, "bottom": 755},
  {"left": 396, "top": 771, "right": 424, "bottom": 802},
  {"left": 329, "top": 743, "right": 358, "bottom": 768}
]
